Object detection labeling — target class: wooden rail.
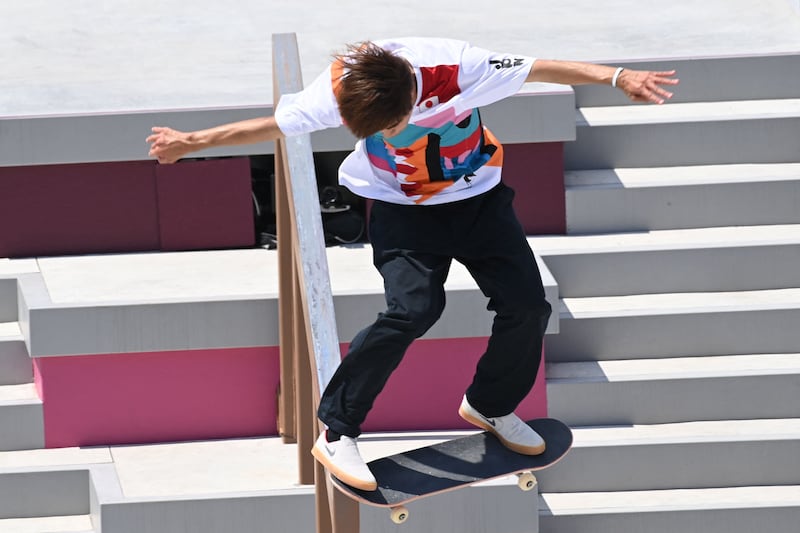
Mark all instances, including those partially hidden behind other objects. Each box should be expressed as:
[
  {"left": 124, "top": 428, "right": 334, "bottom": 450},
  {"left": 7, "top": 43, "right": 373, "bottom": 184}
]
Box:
[{"left": 272, "top": 33, "right": 360, "bottom": 533}]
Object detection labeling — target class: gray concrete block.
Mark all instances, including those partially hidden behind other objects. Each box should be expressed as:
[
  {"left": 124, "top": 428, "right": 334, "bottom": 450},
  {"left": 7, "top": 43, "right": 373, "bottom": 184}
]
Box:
[
  {"left": 26, "top": 299, "right": 278, "bottom": 358},
  {"left": 0, "top": 393, "right": 44, "bottom": 451},
  {"left": 539, "top": 239, "right": 800, "bottom": 298},
  {"left": 0, "top": 90, "right": 574, "bottom": 168},
  {"left": 96, "top": 492, "right": 317, "bottom": 533},
  {"left": 547, "top": 371, "right": 800, "bottom": 426},
  {"left": 565, "top": 168, "right": 800, "bottom": 234},
  {"left": 0, "top": 278, "right": 17, "bottom": 323},
  {"left": 536, "top": 422, "right": 800, "bottom": 492},
  {"left": 565, "top": 106, "right": 800, "bottom": 170},
  {"left": 546, "top": 301, "right": 800, "bottom": 362},
  {"left": 573, "top": 54, "right": 800, "bottom": 107},
  {"left": 0, "top": 469, "right": 89, "bottom": 519},
  {"left": 0, "top": 337, "right": 32, "bottom": 386},
  {"left": 540, "top": 487, "right": 800, "bottom": 533}
]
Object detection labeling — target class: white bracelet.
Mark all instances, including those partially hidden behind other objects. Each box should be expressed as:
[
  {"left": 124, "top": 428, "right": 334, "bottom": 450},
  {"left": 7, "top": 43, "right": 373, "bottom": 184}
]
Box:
[{"left": 611, "top": 67, "right": 625, "bottom": 88}]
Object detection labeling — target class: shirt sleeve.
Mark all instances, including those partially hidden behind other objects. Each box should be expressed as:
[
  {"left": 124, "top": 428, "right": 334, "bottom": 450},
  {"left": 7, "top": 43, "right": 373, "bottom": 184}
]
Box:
[
  {"left": 455, "top": 43, "right": 535, "bottom": 110},
  {"left": 274, "top": 65, "right": 343, "bottom": 137}
]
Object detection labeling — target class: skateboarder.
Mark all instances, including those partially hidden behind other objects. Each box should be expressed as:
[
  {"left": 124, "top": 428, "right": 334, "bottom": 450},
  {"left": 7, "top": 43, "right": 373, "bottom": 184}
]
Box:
[{"left": 147, "top": 37, "right": 678, "bottom": 491}]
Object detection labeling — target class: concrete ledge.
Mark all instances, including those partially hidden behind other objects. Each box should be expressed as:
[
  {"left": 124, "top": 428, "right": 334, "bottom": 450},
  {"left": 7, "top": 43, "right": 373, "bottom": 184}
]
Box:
[
  {"left": 18, "top": 246, "right": 558, "bottom": 358},
  {"left": 0, "top": 280, "right": 17, "bottom": 323},
  {"left": 0, "top": 468, "right": 89, "bottom": 519},
  {"left": 565, "top": 99, "right": 800, "bottom": 169},
  {"left": 0, "top": 325, "right": 32, "bottom": 386},
  {"left": 546, "top": 354, "right": 800, "bottom": 425},
  {"left": 0, "top": 107, "right": 275, "bottom": 168},
  {"left": 79, "top": 433, "right": 538, "bottom": 533},
  {"left": 540, "top": 486, "right": 800, "bottom": 533},
  {"left": 0, "top": 260, "right": 39, "bottom": 322},
  {"left": 0, "top": 515, "right": 93, "bottom": 533},
  {"left": 547, "top": 289, "right": 800, "bottom": 361},
  {"left": 564, "top": 164, "right": 800, "bottom": 233},
  {"left": 0, "top": 85, "right": 575, "bottom": 168},
  {"left": 536, "top": 419, "right": 800, "bottom": 492},
  {"left": 573, "top": 53, "right": 800, "bottom": 107},
  {"left": 531, "top": 224, "right": 800, "bottom": 297},
  {"left": 0, "top": 384, "right": 44, "bottom": 451}
]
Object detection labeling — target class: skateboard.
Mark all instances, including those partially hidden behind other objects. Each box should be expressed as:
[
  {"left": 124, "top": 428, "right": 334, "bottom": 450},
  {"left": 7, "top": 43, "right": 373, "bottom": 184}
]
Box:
[{"left": 331, "top": 418, "right": 572, "bottom": 524}]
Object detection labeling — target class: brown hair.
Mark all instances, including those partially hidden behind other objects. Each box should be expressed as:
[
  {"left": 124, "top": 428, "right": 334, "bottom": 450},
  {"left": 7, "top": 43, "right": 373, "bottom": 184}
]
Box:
[{"left": 334, "top": 42, "right": 416, "bottom": 138}]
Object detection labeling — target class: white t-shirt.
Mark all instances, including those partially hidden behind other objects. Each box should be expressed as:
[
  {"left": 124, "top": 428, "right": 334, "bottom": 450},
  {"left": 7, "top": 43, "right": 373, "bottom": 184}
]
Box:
[{"left": 274, "top": 37, "right": 534, "bottom": 205}]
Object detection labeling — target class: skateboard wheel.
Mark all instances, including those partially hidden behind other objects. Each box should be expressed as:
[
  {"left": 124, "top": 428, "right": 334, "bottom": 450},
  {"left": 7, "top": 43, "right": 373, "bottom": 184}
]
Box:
[
  {"left": 390, "top": 506, "right": 409, "bottom": 524},
  {"left": 517, "top": 472, "right": 537, "bottom": 491}
]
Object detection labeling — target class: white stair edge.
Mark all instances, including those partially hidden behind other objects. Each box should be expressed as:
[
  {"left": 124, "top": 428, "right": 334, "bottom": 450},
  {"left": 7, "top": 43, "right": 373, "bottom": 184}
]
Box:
[
  {"left": 577, "top": 98, "right": 800, "bottom": 126},
  {"left": 0, "top": 447, "right": 112, "bottom": 470},
  {"left": 0, "top": 259, "right": 39, "bottom": 277},
  {"left": 567, "top": 419, "right": 800, "bottom": 447},
  {"left": 561, "top": 288, "right": 800, "bottom": 318},
  {"left": 547, "top": 353, "right": 800, "bottom": 382},
  {"left": 0, "top": 383, "right": 40, "bottom": 404},
  {"left": 541, "top": 486, "right": 800, "bottom": 515},
  {"left": 0, "top": 515, "right": 93, "bottom": 533},
  {"left": 0, "top": 322, "right": 22, "bottom": 339},
  {"left": 530, "top": 224, "right": 800, "bottom": 254},
  {"left": 564, "top": 163, "right": 800, "bottom": 189}
]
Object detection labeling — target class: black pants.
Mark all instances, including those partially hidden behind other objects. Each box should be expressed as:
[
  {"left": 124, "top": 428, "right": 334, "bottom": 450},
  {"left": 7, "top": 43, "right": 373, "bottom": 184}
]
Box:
[{"left": 318, "top": 182, "right": 552, "bottom": 437}]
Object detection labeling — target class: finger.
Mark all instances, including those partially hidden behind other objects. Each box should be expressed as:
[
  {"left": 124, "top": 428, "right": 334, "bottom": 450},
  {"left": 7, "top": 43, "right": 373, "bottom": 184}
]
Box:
[
  {"left": 646, "top": 90, "right": 666, "bottom": 104},
  {"left": 654, "top": 85, "right": 674, "bottom": 99}
]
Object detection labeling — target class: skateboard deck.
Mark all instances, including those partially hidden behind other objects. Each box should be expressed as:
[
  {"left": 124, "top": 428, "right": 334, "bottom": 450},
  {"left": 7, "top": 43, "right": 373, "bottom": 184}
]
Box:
[{"left": 331, "top": 418, "right": 572, "bottom": 523}]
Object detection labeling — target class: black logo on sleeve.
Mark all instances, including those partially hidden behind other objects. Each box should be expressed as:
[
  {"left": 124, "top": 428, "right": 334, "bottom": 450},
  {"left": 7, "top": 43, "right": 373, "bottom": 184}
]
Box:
[{"left": 489, "top": 58, "right": 525, "bottom": 69}]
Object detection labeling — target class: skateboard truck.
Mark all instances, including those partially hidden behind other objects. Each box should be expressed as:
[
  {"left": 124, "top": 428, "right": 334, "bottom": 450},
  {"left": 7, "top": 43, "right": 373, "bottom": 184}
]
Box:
[{"left": 386, "top": 471, "right": 537, "bottom": 523}]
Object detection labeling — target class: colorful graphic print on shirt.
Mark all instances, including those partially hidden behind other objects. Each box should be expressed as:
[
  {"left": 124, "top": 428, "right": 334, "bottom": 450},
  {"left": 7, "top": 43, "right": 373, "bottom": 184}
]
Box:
[{"left": 363, "top": 64, "right": 504, "bottom": 204}]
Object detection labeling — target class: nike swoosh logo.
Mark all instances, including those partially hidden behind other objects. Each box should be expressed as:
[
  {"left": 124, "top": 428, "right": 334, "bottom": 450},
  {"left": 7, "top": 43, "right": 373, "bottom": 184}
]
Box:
[
  {"left": 480, "top": 413, "right": 497, "bottom": 427},
  {"left": 325, "top": 443, "right": 337, "bottom": 457}
]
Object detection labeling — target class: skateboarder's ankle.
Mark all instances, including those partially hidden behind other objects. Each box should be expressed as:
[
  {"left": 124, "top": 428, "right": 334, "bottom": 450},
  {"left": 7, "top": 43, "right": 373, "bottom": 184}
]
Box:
[{"left": 326, "top": 429, "right": 342, "bottom": 442}]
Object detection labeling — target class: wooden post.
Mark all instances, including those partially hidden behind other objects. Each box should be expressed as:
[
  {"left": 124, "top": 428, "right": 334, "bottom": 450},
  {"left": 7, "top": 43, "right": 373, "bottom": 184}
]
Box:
[
  {"left": 275, "top": 102, "right": 297, "bottom": 446},
  {"left": 293, "top": 266, "right": 315, "bottom": 485}
]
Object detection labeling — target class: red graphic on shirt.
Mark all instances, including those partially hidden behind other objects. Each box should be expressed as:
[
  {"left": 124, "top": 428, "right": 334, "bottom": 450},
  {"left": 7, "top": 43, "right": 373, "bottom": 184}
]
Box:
[{"left": 417, "top": 65, "right": 461, "bottom": 110}]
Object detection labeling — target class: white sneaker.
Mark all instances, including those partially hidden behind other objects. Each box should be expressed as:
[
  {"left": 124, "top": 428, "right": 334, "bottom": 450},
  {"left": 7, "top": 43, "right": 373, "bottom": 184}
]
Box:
[
  {"left": 458, "top": 396, "right": 546, "bottom": 455},
  {"left": 311, "top": 432, "right": 378, "bottom": 491}
]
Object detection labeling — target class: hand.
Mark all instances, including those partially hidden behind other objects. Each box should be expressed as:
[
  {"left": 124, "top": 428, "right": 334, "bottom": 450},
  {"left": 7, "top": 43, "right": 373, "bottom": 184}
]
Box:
[
  {"left": 616, "top": 69, "right": 679, "bottom": 104},
  {"left": 146, "top": 127, "right": 193, "bottom": 164}
]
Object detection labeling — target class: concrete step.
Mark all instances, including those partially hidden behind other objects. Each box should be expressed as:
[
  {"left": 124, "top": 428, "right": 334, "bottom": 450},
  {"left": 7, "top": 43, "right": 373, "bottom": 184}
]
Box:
[
  {"left": 0, "top": 515, "right": 93, "bottom": 533},
  {"left": 564, "top": 99, "right": 800, "bottom": 170},
  {"left": 535, "top": 419, "right": 800, "bottom": 493},
  {"left": 0, "top": 383, "right": 44, "bottom": 451},
  {"left": 573, "top": 54, "right": 800, "bottom": 107},
  {"left": 546, "top": 354, "right": 800, "bottom": 426},
  {"left": 0, "top": 468, "right": 90, "bottom": 520},
  {"left": 539, "top": 486, "right": 800, "bottom": 533},
  {"left": 546, "top": 289, "right": 800, "bottom": 362},
  {"left": 0, "top": 277, "right": 18, "bottom": 322},
  {"left": 563, "top": 163, "right": 800, "bottom": 234},
  {"left": 0, "top": 322, "right": 33, "bottom": 386},
  {"left": 532, "top": 224, "right": 800, "bottom": 298}
]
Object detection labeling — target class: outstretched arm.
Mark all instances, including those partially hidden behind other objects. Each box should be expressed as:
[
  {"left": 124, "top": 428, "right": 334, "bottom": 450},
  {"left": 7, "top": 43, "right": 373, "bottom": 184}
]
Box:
[
  {"left": 147, "top": 116, "right": 285, "bottom": 164},
  {"left": 527, "top": 59, "right": 679, "bottom": 104}
]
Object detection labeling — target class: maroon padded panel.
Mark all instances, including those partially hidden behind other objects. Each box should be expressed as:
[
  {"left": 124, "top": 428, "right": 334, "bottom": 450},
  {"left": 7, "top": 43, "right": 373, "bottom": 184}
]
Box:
[
  {"left": 155, "top": 158, "right": 255, "bottom": 251},
  {"left": 0, "top": 161, "right": 159, "bottom": 258},
  {"left": 503, "top": 142, "right": 566, "bottom": 235}
]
